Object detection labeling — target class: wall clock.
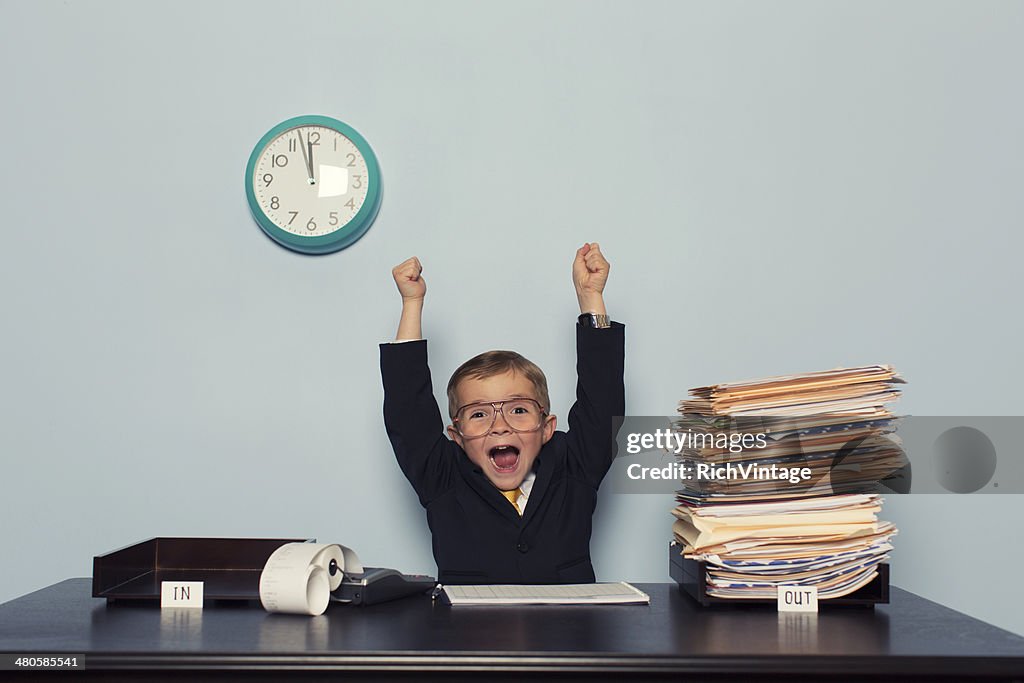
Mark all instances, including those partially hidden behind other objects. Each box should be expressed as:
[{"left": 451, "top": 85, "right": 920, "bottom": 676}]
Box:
[{"left": 245, "top": 115, "right": 382, "bottom": 254}]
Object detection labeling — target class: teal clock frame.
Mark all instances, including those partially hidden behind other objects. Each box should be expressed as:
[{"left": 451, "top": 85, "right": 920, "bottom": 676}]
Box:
[{"left": 245, "top": 115, "right": 382, "bottom": 255}]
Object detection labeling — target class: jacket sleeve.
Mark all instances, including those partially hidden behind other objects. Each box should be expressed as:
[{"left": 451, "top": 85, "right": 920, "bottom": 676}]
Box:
[
  {"left": 564, "top": 321, "right": 626, "bottom": 488},
  {"left": 380, "top": 340, "right": 458, "bottom": 506}
]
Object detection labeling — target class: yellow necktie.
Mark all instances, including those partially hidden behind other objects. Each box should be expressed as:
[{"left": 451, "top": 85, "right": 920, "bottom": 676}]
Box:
[{"left": 501, "top": 488, "right": 522, "bottom": 515}]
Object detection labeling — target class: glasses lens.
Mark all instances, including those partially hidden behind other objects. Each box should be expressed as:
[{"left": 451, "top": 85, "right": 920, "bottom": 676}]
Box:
[
  {"left": 503, "top": 399, "right": 543, "bottom": 432},
  {"left": 457, "top": 403, "right": 496, "bottom": 438}
]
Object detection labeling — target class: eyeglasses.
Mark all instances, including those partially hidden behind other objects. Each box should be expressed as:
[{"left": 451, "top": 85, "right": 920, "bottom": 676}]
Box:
[{"left": 453, "top": 398, "right": 548, "bottom": 439}]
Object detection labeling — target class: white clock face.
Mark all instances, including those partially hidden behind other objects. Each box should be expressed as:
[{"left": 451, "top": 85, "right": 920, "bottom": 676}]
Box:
[{"left": 252, "top": 125, "right": 370, "bottom": 237}]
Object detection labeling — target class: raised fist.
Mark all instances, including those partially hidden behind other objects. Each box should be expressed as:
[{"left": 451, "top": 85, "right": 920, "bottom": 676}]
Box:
[{"left": 392, "top": 256, "right": 426, "bottom": 301}]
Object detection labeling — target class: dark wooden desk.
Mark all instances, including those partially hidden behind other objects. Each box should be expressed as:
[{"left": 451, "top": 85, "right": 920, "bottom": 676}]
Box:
[{"left": 1, "top": 579, "right": 1023, "bottom": 681}]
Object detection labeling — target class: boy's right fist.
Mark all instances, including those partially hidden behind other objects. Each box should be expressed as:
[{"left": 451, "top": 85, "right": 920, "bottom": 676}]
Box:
[{"left": 392, "top": 256, "right": 426, "bottom": 301}]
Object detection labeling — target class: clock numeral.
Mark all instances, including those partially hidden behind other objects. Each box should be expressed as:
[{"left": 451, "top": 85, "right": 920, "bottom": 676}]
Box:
[
  {"left": 270, "top": 196, "right": 280, "bottom": 210},
  {"left": 329, "top": 212, "right": 339, "bottom": 226},
  {"left": 306, "top": 217, "right": 317, "bottom": 232},
  {"left": 345, "top": 198, "right": 356, "bottom": 210},
  {"left": 346, "top": 153, "right": 356, "bottom": 167},
  {"left": 352, "top": 174, "right": 363, "bottom": 189},
  {"left": 262, "top": 173, "right": 273, "bottom": 187},
  {"left": 272, "top": 154, "right": 288, "bottom": 168},
  {"left": 288, "top": 211, "right": 299, "bottom": 225},
  {"left": 288, "top": 138, "right": 296, "bottom": 152},
  {"left": 309, "top": 131, "right": 321, "bottom": 145}
]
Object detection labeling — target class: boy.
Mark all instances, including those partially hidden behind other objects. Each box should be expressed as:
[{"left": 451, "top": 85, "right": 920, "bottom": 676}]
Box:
[{"left": 380, "top": 243, "right": 624, "bottom": 584}]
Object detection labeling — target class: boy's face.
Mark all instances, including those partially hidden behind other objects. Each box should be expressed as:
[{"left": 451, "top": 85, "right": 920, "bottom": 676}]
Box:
[{"left": 447, "top": 370, "right": 556, "bottom": 491}]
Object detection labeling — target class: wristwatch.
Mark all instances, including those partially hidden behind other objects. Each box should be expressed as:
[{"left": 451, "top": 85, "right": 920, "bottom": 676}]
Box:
[{"left": 578, "top": 312, "right": 611, "bottom": 329}]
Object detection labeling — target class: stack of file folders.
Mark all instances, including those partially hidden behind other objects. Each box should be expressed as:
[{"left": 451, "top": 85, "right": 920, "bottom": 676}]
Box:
[{"left": 670, "top": 365, "right": 905, "bottom": 604}]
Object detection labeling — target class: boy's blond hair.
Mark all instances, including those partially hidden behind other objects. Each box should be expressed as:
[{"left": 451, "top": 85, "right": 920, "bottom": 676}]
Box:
[{"left": 446, "top": 351, "right": 550, "bottom": 419}]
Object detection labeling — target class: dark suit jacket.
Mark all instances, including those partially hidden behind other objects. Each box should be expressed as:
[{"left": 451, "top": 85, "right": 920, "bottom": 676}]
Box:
[{"left": 380, "top": 322, "right": 625, "bottom": 585}]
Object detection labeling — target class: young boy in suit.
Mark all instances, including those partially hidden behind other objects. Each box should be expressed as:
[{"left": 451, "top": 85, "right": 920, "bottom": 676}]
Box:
[{"left": 380, "top": 243, "right": 624, "bottom": 584}]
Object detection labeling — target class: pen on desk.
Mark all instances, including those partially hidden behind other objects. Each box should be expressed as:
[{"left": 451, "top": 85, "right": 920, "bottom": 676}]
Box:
[{"left": 431, "top": 584, "right": 444, "bottom": 601}]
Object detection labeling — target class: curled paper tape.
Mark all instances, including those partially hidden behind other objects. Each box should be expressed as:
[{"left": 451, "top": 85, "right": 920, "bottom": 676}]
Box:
[{"left": 259, "top": 542, "right": 364, "bottom": 615}]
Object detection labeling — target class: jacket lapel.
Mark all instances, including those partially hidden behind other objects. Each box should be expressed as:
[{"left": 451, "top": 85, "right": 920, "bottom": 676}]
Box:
[
  {"left": 521, "top": 444, "right": 556, "bottom": 526},
  {"left": 457, "top": 455, "right": 523, "bottom": 524}
]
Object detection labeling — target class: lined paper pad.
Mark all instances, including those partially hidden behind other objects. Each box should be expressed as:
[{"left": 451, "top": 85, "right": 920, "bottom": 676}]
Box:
[{"left": 439, "top": 582, "right": 650, "bottom": 605}]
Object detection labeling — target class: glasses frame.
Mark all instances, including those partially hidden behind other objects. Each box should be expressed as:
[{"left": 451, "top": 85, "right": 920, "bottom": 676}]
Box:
[{"left": 452, "top": 397, "right": 549, "bottom": 439}]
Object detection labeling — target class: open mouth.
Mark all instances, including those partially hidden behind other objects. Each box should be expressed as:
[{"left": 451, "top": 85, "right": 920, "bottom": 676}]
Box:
[{"left": 488, "top": 445, "right": 520, "bottom": 473}]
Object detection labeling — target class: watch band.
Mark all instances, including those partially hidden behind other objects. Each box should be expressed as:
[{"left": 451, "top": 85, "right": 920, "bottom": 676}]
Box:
[{"left": 578, "top": 313, "right": 611, "bottom": 329}]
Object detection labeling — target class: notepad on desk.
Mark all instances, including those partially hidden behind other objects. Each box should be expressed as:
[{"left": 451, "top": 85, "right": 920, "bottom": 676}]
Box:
[{"left": 435, "top": 582, "right": 650, "bottom": 605}]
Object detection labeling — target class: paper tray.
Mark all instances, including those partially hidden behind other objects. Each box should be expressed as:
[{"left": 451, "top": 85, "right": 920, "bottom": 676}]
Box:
[
  {"left": 669, "top": 542, "right": 889, "bottom": 607},
  {"left": 92, "top": 537, "right": 311, "bottom": 601}
]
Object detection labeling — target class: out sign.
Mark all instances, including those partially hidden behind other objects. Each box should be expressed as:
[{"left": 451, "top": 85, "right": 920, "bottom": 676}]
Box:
[
  {"left": 161, "top": 581, "right": 204, "bottom": 609},
  {"left": 778, "top": 585, "right": 818, "bottom": 612}
]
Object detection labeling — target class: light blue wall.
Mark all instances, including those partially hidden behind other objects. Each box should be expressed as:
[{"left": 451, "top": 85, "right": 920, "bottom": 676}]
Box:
[{"left": 2, "top": 0, "right": 1022, "bottom": 634}]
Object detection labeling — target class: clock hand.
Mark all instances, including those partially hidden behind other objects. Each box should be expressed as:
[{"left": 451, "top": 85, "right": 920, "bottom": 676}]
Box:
[
  {"left": 297, "top": 131, "right": 314, "bottom": 184},
  {"left": 308, "top": 140, "right": 316, "bottom": 185}
]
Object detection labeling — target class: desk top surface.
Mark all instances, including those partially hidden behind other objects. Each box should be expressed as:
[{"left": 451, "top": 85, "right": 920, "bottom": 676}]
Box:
[{"left": 1, "top": 579, "right": 1023, "bottom": 677}]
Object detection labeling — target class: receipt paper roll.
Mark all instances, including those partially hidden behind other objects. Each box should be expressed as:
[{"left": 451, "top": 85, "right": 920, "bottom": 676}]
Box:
[{"left": 259, "top": 542, "right": 364, "bottom": 615}]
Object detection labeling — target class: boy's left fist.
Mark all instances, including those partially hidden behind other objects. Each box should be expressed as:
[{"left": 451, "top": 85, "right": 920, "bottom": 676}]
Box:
[{"left": 573, "top": 242, "right": 610, "bottom": 300}]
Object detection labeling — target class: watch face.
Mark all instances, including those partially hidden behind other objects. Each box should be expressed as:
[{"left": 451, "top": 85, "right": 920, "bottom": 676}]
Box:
[{"left": 246, "top": 116, "right": 381, "bottom": 254}]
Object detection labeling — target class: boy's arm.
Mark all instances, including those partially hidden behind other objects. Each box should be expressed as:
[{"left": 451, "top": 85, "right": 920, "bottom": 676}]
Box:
[
  {"left": 381, "top": 257, "right": 457, "bottom": 505},
  {"left": 565, "top": 244, "right": 625, "bottom": 487},
  {"left": 393, "top": 257, "right": 425, "bottom": 341},
  {"left": 573, "top": 243, "right": 608, "bottom": 318}
]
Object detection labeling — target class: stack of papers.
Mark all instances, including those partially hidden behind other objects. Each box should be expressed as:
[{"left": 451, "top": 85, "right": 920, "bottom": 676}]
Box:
[
  {"left": 680, "top": 365, "right": 903, "bottom": 418},
  {"left": 672, "top": 365, "right": 903, "bottom": 600}
]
